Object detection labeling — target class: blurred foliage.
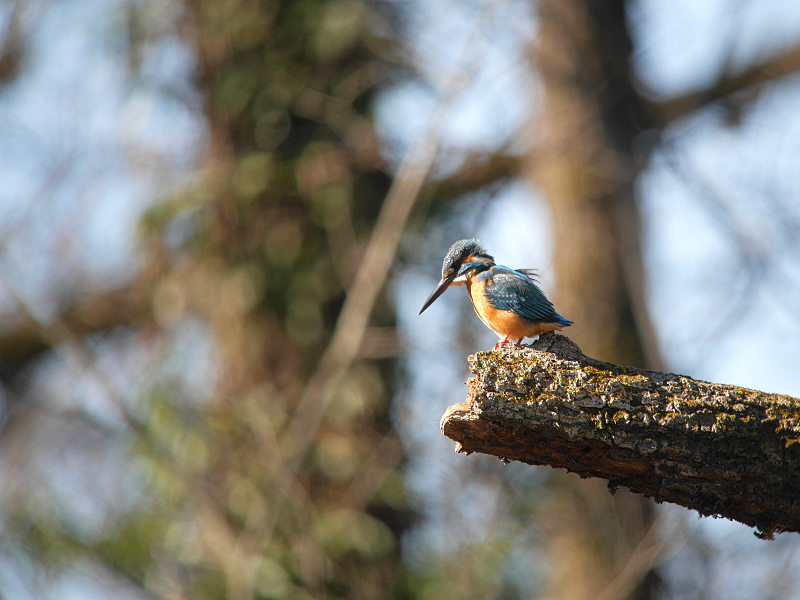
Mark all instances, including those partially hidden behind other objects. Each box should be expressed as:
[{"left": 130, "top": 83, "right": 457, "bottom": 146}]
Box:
[
  {"left": 131, "top": 0, "right": 412, "bottom": 597},
  {"left": 8, "top": 0, "right": 412, "bottom": 598}
]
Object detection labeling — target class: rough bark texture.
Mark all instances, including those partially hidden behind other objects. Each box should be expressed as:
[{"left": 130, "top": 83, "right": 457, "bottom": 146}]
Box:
[{"left": 441, "top": 333, "right": 800, "bottom": 539}]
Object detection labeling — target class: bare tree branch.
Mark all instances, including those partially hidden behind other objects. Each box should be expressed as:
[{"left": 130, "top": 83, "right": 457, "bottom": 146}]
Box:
[
  {"left": 421, "top": 151, "right": 521, "bottom": 204},
  {"left": 440, "top": 333, "right": 800, "bottom": 539},
  {"left": 280, "top": 0, "right": 504, "bottom": 470},
  {"left": 0, "top": 283, "right": 151, "bottom": 371},
  {"left": 650, "top": 42, "right": 800, "bottom": 125}
]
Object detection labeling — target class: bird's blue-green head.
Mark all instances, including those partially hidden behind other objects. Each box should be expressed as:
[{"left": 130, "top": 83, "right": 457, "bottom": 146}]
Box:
[{"left": 419, "top": 239, "right": 495, "bottom": 315}]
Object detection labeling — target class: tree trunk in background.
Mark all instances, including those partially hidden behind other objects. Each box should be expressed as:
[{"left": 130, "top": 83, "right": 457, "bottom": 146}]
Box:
[{"left": 527, "top": 1, "right": 662, "bottom": 598}]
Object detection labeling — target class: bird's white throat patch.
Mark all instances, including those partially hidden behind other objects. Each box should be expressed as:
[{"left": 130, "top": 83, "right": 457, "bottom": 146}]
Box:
[{"left": 451, "top": 273, "right": 468, "bottom": 286}]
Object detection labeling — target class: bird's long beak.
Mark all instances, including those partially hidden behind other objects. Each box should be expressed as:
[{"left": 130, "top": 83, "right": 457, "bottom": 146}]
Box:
[{"left": 419, "top": 271, "right": 457, "bottom": 315}]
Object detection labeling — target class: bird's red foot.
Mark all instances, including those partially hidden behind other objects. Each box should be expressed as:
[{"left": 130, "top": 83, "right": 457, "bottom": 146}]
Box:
[{"left": 493, "top": 335, "right": 511, "bottom": 350}]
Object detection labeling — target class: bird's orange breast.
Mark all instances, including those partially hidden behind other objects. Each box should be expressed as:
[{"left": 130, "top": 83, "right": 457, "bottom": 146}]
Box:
[{"left": 466, "top": 276, "right": 564, "bottom": 339}]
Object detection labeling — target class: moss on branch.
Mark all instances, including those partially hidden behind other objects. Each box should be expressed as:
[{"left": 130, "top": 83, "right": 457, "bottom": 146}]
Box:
[{"left": 440, "top": 333, "right": 800, "bottom": 538}]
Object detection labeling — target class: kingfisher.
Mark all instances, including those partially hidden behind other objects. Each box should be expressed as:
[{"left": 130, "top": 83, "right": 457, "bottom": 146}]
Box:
[{"left": 419, "top": 238, "right": 572, "bottom": 349}]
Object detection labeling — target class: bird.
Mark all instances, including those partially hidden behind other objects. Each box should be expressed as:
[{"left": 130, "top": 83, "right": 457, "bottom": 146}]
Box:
[{"left": 419, "top": 238, "right": 572, "bottom": 349}]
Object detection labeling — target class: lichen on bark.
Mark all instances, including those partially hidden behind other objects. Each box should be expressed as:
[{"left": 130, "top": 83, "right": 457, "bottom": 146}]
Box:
[{"left": 440, "top": 333, "right": 800, "bottom": 538}]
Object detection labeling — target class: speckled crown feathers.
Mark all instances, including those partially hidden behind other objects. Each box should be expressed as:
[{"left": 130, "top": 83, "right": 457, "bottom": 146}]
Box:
[{"left": 441, "top": 238, "right": 491, "bottom": 276}]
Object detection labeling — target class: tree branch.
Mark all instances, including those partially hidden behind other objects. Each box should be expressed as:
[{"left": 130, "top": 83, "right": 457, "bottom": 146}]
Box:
[
  {"left": 440, "top": 333, "right": 800, "bottom": 538},
  {"left": 650, "top": 42, "right": 800, "bottom": 125},
  {"left": 0, "top": 283, "right": 152, "bottom": 371},
  {"left": 421, "top": 152, "right": 521, "bottom": 204}
]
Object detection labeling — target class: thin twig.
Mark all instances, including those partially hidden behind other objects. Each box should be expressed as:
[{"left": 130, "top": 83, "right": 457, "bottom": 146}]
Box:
[{"left": 280, "top": 0, "right": 502, "bottom": 469}]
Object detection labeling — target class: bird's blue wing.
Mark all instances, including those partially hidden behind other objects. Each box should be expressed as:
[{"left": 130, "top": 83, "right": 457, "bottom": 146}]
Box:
[
  {"left": 483, "top": 266, "right": 562, "bottom": 323},
  {"left": 514, "top": 268, "right": 539, "bottom": 282}
]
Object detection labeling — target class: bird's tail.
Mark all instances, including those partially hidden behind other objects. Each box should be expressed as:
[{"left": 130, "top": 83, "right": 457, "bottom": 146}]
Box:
[{"left": 554, "top": 313, "right": 573, "bottom": 326}]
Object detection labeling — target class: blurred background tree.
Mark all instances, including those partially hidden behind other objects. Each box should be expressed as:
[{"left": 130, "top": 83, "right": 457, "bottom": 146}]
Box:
[
  {"left": 0, "top": 0, "right": 411, "bottom": 598},
  {"left": 2, "top": 0, "right": 800, "bottom": 599}
]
